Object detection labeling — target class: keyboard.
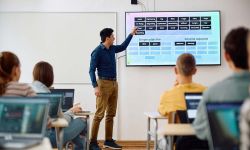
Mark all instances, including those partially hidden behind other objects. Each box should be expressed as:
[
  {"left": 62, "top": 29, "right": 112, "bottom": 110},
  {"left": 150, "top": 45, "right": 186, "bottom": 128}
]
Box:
[
  {"left": 74, "top": 111, "right": 92, "bottom": 116},
  {"left": 0, "top": 139, "right": 41, "bottom": 149}
]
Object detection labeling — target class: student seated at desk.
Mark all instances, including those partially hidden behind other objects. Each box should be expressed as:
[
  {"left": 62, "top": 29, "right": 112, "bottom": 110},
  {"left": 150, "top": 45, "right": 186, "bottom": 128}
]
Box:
[
  {"left": 193, "top": 27, "right": 250, "bottom": 148},
  {"left": 157, "top": 53, "right": 207, "bottom": 150},
  {"left": 0, "top": 51, "right": 54, "bottom": 149},
  {"left": 158, "top": 53, "right": 206, "bottom": 118},
  {"left": 31, "top": 61, "right": 87, "bottom": 150},
  {"left": 0, "top": 51, "right": 36, "bottom": 97}
]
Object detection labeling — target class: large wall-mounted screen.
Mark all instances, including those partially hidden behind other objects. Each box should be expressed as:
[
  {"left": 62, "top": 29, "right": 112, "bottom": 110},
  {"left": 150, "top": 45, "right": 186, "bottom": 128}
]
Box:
[{"left": 125, "top": 11, "right": 221, "bottom": 66}]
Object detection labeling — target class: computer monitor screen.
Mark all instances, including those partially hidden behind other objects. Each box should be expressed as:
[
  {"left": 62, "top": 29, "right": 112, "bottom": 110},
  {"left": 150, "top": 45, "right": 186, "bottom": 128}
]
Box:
[
  {"left": 184, "top": 92, "right": 202, "bottom": 121},
  {"left": 50, "top": 89, "right": 74, "bottom": 112},
  {"left": 206, "top": 102, "right": 242, "bottom": 150},
  {"left": 0, "top": 99, "right": 48, "bottom": 134},
  {"left": 125, "top": 11, "right": 221, "bottom": 66},
  {"left": 36, "top": 93, "right": 62, "bottom": 118}
]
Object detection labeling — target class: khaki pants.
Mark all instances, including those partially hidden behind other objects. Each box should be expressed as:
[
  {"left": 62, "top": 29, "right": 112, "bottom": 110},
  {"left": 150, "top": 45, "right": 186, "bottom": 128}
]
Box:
[{"left": 90, "top": 79, "right": 118, "bottom": 141}]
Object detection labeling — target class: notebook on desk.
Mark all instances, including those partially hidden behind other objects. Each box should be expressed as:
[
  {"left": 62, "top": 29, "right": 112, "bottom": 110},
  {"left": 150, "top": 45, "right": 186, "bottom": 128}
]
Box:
[
  {"left": 0, "top": 98, "right": 49, "bottom": 149},
  {"left": 36, "top": 93, "right": 63, "bottom": 120},
  {"left": 206, "top": 101, "right": 242, "bottom": 150},
  {"left": 74, "top": 111, "right": 92, "bottom": 116},
  {"left": 50, "top": 89, "right": 74, "bottom": 112},
  {"left": 178, "top": 92, "right": 202, "bottom": 123}
]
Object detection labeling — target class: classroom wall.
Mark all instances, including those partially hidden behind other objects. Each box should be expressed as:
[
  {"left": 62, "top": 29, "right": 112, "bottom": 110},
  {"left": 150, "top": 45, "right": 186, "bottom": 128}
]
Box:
[{"left": 0, "top": 0, "right": 249, "bottom": 140}]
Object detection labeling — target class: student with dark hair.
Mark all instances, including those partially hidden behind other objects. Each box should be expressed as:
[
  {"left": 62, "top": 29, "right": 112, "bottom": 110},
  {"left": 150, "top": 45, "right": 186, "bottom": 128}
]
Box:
[
  {"left": 31, "top": 61, "right": 87, "bottom": 150},
  {"left": 193, "top": 27, "right": 250, "bottom": 144},
  {"left": 0, "top": 51, "right": 36, "bottom": 96},
  {"left": 158, "top": 53, "right": 206, "bottom": 117},
  {"left": 89, "top": 27, "right": 137, "bottom": 150}
]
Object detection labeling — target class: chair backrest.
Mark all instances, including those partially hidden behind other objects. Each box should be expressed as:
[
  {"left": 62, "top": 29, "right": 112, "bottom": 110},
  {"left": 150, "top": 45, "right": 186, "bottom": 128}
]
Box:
[
  {"left": 167, "top": 111, "right": 184, "bottom": 150},
  {"left": 168, "top": 111, "right": 181, "bottom": 124}
]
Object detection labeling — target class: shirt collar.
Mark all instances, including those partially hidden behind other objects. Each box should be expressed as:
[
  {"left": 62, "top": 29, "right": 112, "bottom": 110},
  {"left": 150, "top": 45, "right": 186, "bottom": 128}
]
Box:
[
  {"left": 32, "top": 80, "right": 50, "bottom": 92},
  {"left": 100, "top": 43, "right": 107, "bottom": 50},
  {"left": 231, "top": 70, "right": 250, "bottom": 78},
  {"left": 176, "top": 82, "right": 195, "bottom": 88},
  {"left": 100, "top": 43, "right": 113, "bottom": 50}
]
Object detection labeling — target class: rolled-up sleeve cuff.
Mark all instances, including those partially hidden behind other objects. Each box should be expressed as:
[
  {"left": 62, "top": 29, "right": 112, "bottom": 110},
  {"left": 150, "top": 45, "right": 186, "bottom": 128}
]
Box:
[{"left": 92, "top": 82, "right": 98, "bottom": 88}]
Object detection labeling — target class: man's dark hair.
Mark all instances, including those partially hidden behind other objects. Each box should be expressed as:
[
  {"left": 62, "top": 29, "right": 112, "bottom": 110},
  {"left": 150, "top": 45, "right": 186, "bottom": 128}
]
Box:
[
  {"left": 100, "top": 28, "right": 114, "bottom": 43},
  {"left": 176, "top": 53, "right": 196, "bottom": 76},
  {"left": 224, "top": 27, "right": 249, "bottom": 69}
]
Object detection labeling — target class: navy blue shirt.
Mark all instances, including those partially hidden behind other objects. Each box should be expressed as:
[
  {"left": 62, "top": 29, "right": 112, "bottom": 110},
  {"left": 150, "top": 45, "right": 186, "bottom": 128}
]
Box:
[{"left": 89, "top": 34, "right": 133, "bottom": 87}]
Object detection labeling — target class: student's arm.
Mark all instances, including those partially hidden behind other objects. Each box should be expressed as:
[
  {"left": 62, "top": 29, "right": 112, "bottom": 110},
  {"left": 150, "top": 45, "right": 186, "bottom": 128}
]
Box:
[
  {"left": 192, "top": 90, "right": 209, "bottom": 140},
  {"left": 63, "top": 109, "right": 73, "bottom": 123},
  {"left": 115, "top": 27, "right": 137, "bottom": 53},
  {"left": 63, "top": 104, "right": 83, "bottom": 122},
  {"left": 158, "top": 92, "right": 175, "bottom": 117}
]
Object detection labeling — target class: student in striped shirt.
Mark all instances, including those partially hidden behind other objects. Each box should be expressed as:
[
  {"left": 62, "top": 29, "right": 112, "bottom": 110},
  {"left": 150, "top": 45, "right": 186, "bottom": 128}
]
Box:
[{"left": 0, "top": 51, "right": 36, "bottom": 97}]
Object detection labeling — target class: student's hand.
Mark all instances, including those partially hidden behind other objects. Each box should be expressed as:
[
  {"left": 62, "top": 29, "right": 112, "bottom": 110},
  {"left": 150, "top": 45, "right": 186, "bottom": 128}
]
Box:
[
  {"left": 94, "top": 87, "right": 101, "bottom": 97},
  {"left": 131, "top": 27, "right": 138, "bottom": 35},
  {"left": 47, "top": 117, "right": 52, "bottom": 128},
  {"left": 70, "top": 103, "right": 83, "bottom": 113}
]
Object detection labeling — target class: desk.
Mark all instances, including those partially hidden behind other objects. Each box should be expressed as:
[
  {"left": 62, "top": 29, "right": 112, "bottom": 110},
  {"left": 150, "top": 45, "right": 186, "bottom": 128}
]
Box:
[
  {"left": 51, "top": 118, "right": 69, "bottom": 150},
  {"left": 74, "top": 111, "right": 94, "bottom": 150},
  {"left": 158, "top": 124, "right": 195, "bottom": 150},
  {"left": 144, "top": 112, "right": 168, "bottom": 150},
  {"left": 28, "top": 137, "right": 52, "bottom": 150}
]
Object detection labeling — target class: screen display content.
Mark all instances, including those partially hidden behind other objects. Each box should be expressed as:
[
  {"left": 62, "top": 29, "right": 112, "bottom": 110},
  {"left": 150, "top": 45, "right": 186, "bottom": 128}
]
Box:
[{"left": 125, "top": 11, "right": 221, "bottom": 66}]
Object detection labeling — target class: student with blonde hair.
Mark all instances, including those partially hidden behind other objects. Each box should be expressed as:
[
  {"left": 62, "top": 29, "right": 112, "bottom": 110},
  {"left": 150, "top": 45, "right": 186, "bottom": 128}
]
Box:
[
  {"left": 158, "top": 53, "right": 208, "bottom": 150},
  {"left": 158, "top": 53, "right": 206, "bottom": 117}
]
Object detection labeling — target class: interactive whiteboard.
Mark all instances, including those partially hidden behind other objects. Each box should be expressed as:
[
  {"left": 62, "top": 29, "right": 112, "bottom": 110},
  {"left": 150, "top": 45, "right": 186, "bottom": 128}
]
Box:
[{"left": 125, "top": 11, "right": 221, "bottom": 66}]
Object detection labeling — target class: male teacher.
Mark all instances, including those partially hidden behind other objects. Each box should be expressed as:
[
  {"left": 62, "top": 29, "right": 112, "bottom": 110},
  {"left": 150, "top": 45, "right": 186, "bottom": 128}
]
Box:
[{"left": 89, "top": 27, "right": 137, "bottom": 150}]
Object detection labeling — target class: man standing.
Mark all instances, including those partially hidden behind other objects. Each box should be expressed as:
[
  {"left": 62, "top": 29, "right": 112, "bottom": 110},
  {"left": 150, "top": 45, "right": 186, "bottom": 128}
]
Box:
[{"left": 89, "top": 27, "right": 137, "bottom": 150}]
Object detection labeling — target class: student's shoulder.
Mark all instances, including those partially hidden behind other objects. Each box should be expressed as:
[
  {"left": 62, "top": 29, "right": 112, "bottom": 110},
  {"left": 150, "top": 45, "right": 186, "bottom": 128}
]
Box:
[
  {"left": 6, "top": 82, "right": 36, "bottom": 97},
  {"left": 201, "top": 78, "right": 230, "bottom": 101},
  {"left": 207, "top": 77, "right": 231, "bottom": 92},
  {"left": 8, "top": 82, "right": 30, "bottom": 89},
  {"left": 19, "top": 83, "right": 34, "bottom": 90},
  {"left": 192, "top": 83, "right": 207, "bottom": 90},
  {"left": 161, "top": 86, "right": 181, "bottom": 97}
]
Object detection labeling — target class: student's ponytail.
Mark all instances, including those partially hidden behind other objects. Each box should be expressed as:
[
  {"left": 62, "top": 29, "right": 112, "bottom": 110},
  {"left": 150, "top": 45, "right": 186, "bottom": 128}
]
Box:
[{"left": 0, "top": 51, "right": 20, "bottom": 95}]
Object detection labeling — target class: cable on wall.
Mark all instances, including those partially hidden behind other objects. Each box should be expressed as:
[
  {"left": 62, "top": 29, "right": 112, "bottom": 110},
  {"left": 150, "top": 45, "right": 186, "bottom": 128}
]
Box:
[{"left": 138, "top": 1, "right": 147, "bottom": 11}]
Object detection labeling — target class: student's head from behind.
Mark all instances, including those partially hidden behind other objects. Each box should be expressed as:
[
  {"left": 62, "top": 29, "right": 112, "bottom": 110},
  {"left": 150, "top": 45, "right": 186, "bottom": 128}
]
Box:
[
  {"left": 100, "top": 28, "right": 115, "bottom": 45},
  {"left": 0, "top": 51, "right": 21, "bottom": 95},
  {"left": 175, "top": 53, "right": 197, "bottom": 77},
  {"left": 224, "top": 27, "right": 249, "bottom": 71},
  {"left": 33, "top": 61, "right": 54, "bottom": 88}
]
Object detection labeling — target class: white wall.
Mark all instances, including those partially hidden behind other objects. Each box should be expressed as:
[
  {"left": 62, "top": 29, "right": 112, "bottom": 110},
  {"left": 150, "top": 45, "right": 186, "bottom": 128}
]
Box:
[{"left": 0, "top": 0, "right": 249, "bottom": 140}]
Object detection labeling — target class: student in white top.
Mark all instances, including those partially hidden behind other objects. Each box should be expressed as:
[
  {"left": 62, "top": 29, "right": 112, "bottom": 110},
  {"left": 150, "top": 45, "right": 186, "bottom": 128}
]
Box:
[{"left": 31, "top": 61, "right": 87, "bottom": 150}]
